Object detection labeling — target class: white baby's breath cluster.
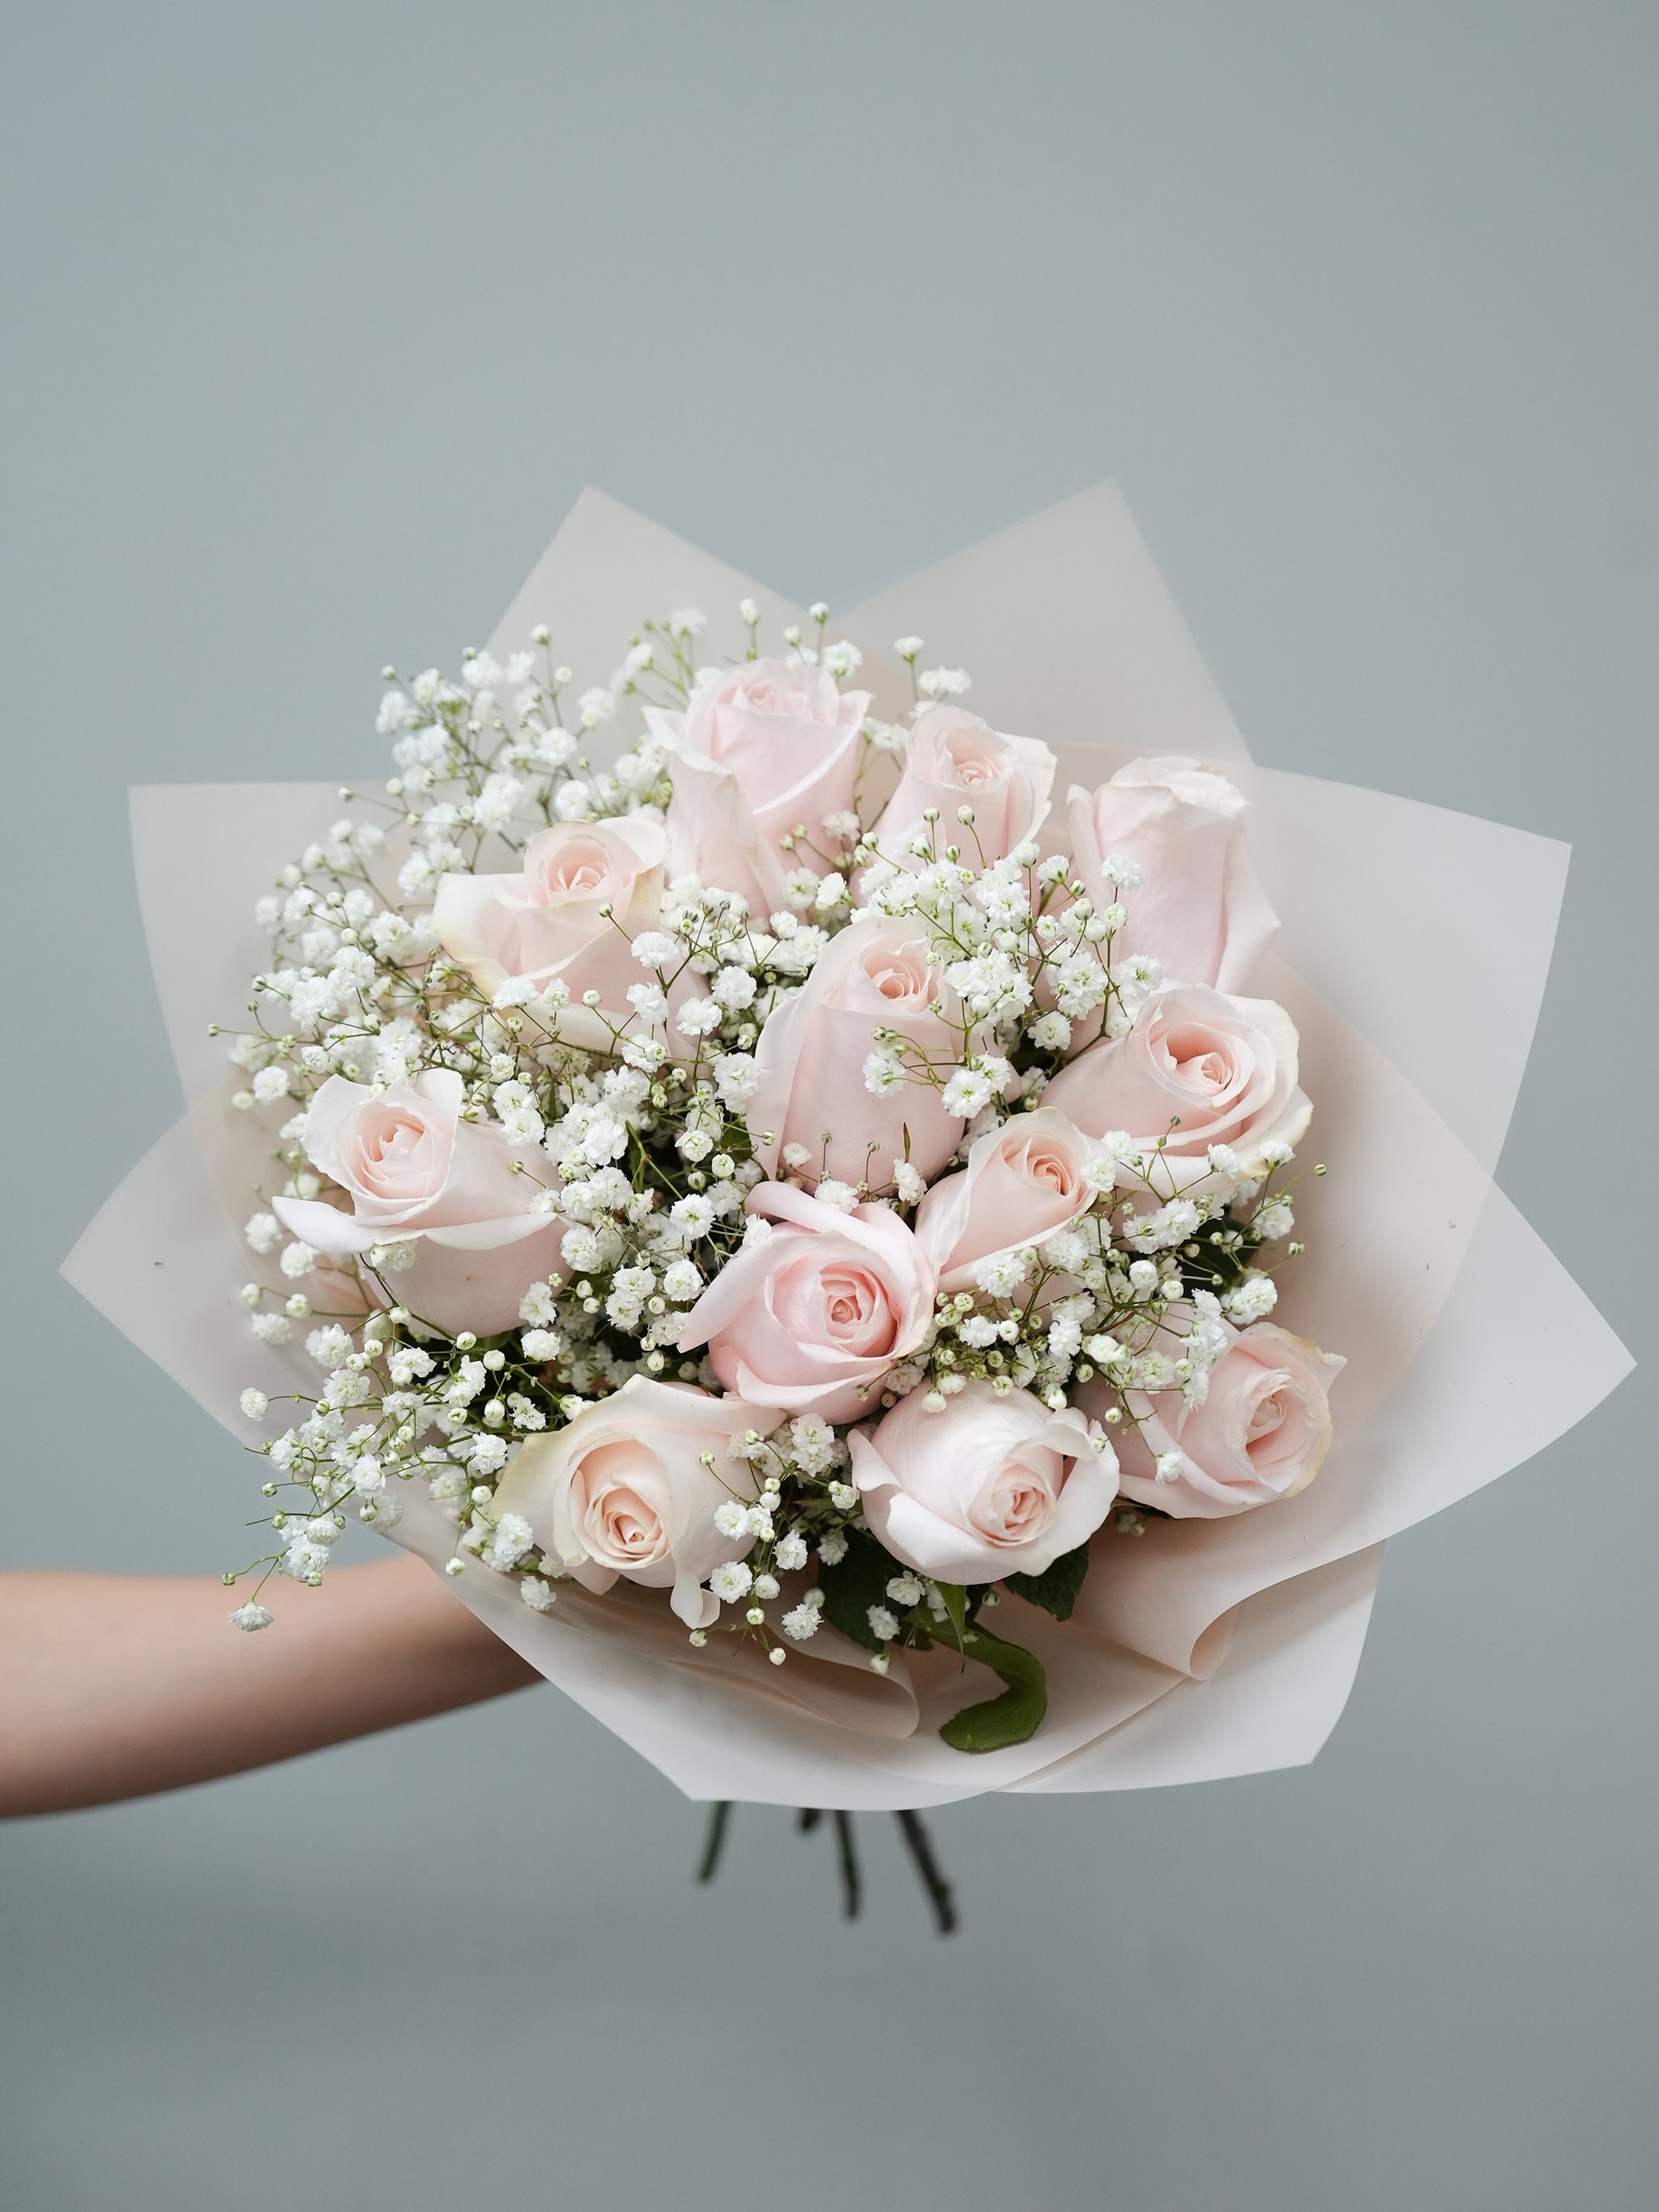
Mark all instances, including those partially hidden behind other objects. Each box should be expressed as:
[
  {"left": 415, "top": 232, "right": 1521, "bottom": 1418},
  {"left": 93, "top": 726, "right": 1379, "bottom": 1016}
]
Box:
[{"left": 218, "top": 600, "right": 1317, "bottom": 1759}]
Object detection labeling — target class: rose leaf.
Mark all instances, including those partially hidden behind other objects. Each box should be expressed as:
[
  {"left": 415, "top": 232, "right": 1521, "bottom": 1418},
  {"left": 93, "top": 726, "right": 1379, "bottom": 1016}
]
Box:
[
  {"left": 936, "top": 1626, "right": 1047, "bottom": 1753},
  {"left": 815, "top": 1527, "right": 905, "bottom": 1651},
  {"left": 1003, "top": 1542, "right": 1090, "bottom": 1622}
]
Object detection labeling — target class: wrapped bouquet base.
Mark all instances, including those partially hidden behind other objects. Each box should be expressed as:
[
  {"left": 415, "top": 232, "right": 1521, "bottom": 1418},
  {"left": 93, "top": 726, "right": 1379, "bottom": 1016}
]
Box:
[{"left": 66, "top": 484, "right": 1631, "bottom": 1812}]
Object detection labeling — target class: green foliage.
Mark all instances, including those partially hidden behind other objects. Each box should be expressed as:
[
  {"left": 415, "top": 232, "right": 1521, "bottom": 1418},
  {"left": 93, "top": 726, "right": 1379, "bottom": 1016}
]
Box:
[
  {"left": 816, "top": 1527, "right": 904, "bottom": 1650},
  {"left": 933, "top": 1580, "right": 970, "bottom": 1642},
  {"left": 936, "top": 1625, "right": 1047, "bottom": 1753},
  {"left": 815, "top": 1541, "right": 1051, "bottom": 1752},
  {"left": 1175, "top": 1212, "right": 1264, "bottom": 1297},
  {"left": 1004, "top": 1543, "right": 1090, "bottom": 1621}
]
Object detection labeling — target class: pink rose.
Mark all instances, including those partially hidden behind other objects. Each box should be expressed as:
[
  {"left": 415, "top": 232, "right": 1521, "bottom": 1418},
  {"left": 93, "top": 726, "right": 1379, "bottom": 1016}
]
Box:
[
  {"left": 645, "top": 658, "right": 872, "bottom": 916},
  {"left": 873, "top": 707, "right": 1056, "bottom": 865},
  {"left": 914, "top": 1109, "right": 1098, "bottom": 1292},
  {"left": 851, "top": 1381, "right": 1117, "bottom": 1585},
  {"left": 271, "top": 1069, "right": 560, "bottom": 1336},
  {"left": 490, "top": 1377, "right": 783, "bottom": 1628},
  {"left": 433, "top": 816, "right": 667, "bottom": 1050},
  {"left": 676, "top": 1182, "right": 936, "bottom": 1420},
  {"left": 1085, "top": 1320, "right": 1342, "bottom": 1518},
  {"left": 1042, "top": 984, "right": 1311, "bottom": 1191},
  {"left": 748, "top": 915, "right": 967, "bottom": 1190},
  {"left": 1068, "top": 756, "right": 1277, "bottom": 992}
]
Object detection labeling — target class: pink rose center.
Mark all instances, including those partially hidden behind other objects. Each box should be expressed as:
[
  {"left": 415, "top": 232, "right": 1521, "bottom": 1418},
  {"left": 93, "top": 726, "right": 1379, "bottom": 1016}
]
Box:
[
  {"left": 574, "top": 1440, "right": 668, "bottom": 1566},
  {"left": 865, "top": 947, "right": 934, "bottom": 1005},
  {"left": 529, "top": 835, "right": 616, "bottom": 903},
  {"left": 775, "top": 1249, "right": 898, "bottom": 1357},
  {"left": 1239, "top": 1370, "right": 1320, "bottom": 1484},
  {"left": 739, "top": 677, "right": 810, "bottom": 717},
  {"left": 348, "top": 1107, "right": 439, "bottom": 1198},
  {"left": 1017, "top": 1142, "right": 1077, "bottom": 1198},
  {"left": 1159, "top": 1022, "right": 1240, "bottom": 1096},
  {"left": 1247, "top": 1382, "right": 1290, "bottom": 1446},
  {"left": 968, "top": 1447, "right": 1062, "bottom": 1547},
  {"left": 942, "top": 731, "right": 1008, "bottom": 788}
]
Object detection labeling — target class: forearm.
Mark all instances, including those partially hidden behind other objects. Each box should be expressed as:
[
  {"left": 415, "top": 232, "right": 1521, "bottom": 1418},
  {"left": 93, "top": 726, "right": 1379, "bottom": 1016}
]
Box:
[{"left": 0, "top": 1557, "right": 540, "bottom": 1817}]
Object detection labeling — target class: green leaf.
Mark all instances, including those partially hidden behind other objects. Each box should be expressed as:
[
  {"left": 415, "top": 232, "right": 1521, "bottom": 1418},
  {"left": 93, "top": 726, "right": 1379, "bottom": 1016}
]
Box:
[
  {"left": 1003, "top": 1543, "right": 1090, "bottom": 1622},
  {"left": 815, "top": 1527, "right": 903, "bottom": 1651},
  {"left": 936, "top": 1625, "right": 1047, "bottom": 1754},
  {"left": 1175, "top": 1213, "right": 1264, "bottom": 1298},
  {"left": 934, "top": 1581, "right": 969, "bottom": 1646}
]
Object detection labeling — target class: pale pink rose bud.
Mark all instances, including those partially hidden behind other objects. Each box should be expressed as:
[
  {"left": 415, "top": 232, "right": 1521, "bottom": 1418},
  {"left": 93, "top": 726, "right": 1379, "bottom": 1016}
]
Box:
[
  {"left": 645, "top": 659, "right": 871, "bottom": 918},
  {"left": 490, "top": 1377, "right": 784, "bottom": 1628},
  {"left": 747, "top": 916, "right": 966, "bottom": 1190},
  {"left": 873, "top": 707, "right": 1056, "bottom": 865},
  {"left": 1080, "top": 1321, "right": 1343, "bottom": 1517},
  {"left": 1043, "top": 984, "right": 1311, "bottom": 1192},
  {"left": 914, "top": 1109, "right": 1098, "bottom": 1294},
  {"left": 1068, "top": 758, "right": 1277, "bottom": 991},
  {"left": 676, "top": 1183, "right": 937, "bottom": 1421},
  {"left": 851, "top": 1380, "right": 1117, "bottom": 1585},
  {"left": 271, "top": 1069, "right": 560, "bottom": 1336},
  {"left": 431, "top": 816, "right": 669, "bottom": 1053}
]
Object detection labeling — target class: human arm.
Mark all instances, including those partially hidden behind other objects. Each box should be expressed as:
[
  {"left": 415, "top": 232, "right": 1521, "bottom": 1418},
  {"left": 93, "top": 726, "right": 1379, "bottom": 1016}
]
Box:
[{"left": 0, "top": 1557, "right": 540, "bottom": 1817}]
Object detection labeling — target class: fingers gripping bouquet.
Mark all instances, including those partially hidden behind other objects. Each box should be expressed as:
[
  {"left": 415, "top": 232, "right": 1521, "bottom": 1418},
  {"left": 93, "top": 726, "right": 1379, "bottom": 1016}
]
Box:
[{"left": 223, "top": 604, "right": 1341, "bottom": 1761}]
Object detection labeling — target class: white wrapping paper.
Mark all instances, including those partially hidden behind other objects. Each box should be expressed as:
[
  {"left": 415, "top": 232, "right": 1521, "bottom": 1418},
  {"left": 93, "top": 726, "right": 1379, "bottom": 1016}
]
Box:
[{"left": 63, "top": 484, "right": 1633, "bottom": 1808}]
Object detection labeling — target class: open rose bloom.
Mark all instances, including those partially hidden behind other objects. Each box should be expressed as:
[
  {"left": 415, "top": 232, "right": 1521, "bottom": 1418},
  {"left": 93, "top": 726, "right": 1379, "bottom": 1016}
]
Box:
[
  {"left": 66, "top": 485, "right": 1631, "bottom": 1811},
  {"left": 431, "top": 814, "right": 670, "bottom": 1050},
  {"left": 270, "top": 1069, "right": 562, "bottom": 1337}
]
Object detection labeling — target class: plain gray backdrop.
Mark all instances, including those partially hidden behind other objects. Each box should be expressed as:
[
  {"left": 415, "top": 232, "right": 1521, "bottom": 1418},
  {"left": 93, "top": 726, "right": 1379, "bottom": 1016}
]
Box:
[{"left": 2, "top": 4, "right": 1653, "bottom": 2207}]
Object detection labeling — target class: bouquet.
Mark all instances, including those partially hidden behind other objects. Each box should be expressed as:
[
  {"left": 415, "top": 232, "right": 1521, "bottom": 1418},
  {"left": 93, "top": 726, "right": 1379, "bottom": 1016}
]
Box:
[
  {"left": 220, "top": 604, "right": 1331, "bottom": 1741},
  {"left": 67, "top": 486, "right": 1630, "bottom": 1902}
]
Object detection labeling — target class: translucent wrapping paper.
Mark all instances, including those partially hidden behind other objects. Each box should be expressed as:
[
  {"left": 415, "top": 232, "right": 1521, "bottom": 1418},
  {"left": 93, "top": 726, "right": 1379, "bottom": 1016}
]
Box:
[{"left": 64, "top": 485, "right": 1632, "bottom": 1809}]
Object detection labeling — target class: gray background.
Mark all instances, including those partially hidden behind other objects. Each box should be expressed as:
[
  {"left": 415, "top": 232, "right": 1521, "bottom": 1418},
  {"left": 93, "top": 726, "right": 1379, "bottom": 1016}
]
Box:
[{"left": 2, "top": 3, "right": 1653, "bottom": 2206}]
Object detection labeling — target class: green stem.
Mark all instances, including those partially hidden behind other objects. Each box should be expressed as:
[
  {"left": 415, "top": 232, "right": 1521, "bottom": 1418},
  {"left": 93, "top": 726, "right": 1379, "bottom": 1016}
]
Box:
[
  {"left": 695, "top": 1800, "right": 731, "bottom": 1883},
  {"left": 834, "top": 1809, "right": 861, "bottom": 1919},
  {"left": 895, "top": 1810, "right": 957, "bottom": 1935}
]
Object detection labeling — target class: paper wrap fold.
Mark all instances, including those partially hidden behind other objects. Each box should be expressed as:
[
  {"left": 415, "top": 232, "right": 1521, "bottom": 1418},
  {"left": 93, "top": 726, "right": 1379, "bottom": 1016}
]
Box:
[{"left": 63, "top": 485, "right": 1632, "bottom": 1808}]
